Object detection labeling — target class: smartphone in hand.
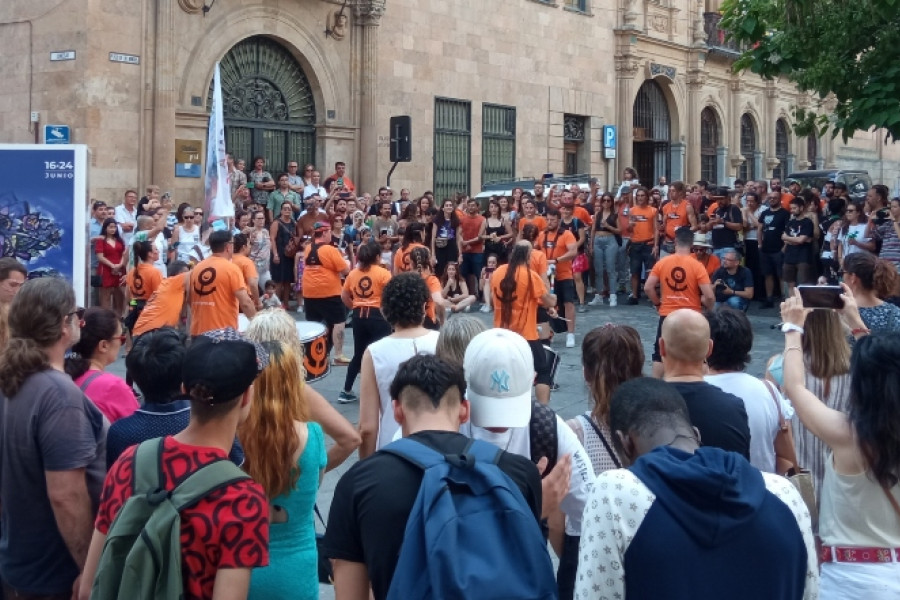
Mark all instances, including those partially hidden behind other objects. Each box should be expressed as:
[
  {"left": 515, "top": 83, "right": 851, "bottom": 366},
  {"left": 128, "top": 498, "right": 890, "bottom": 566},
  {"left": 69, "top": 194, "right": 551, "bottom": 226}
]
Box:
[{"left": 798, "top": 285, "right": 845, "bottom": 309}]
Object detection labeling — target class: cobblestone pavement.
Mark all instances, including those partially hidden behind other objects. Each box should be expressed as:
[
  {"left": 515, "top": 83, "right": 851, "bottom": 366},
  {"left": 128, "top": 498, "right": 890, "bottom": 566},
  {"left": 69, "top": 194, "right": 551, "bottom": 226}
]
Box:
[{"left": 109, "top": 298, "right": 786, "bottom": 598}]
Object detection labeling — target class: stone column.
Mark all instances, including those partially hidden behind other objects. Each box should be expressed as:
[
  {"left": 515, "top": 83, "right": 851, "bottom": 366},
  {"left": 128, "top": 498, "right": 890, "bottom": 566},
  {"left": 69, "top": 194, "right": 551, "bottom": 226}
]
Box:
[
  {"left": 686, "top": 71, "right": 706, "bottom": 183},
  {"left": 354, "top": 1, "right": 385, "bottom": 194},
  {"left": 152, "top": 0, "right": 175, "bottom": 191},
  {"left": 764, "top": 84, "right": 778, "bottom": 177},
  {"left": 729, "top": 78, "right": 744, "bottom": 179},
  {"left": 614, "top": 56, "right": 639, "bottom": 176}
]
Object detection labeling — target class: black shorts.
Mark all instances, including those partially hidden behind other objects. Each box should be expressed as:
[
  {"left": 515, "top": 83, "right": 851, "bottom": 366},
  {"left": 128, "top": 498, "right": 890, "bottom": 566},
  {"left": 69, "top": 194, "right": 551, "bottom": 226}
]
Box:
[
  {"left": 629, "top": 241, "right": 656, "bottom": 275},
  {"left": 760, "top": 251, "right": 784, "bottom": 278},
  {"left": 554, "top": 279, "right": 576, "bottom": 305},
  {"left": 304, "top": 296, "right": 346, "bottom": 326},
  {"left": 652, "top": 315, "right": 666, "bottom": 363}
]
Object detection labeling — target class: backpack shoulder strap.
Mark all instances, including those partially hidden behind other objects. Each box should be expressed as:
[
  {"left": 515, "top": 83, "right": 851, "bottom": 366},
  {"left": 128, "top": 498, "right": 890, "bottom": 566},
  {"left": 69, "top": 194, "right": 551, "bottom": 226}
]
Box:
[
  {"left": 132, "top": 438, "right": 166, "bottom": 496},
  {"left": 170, "top": 458, "right": 250, "bottom": 512},
  {"left": 78, "top": 371, "right": 105, "bottom": 393},
  {"left": 465, "top": 439, "right": 503, "bottom": 466},
  {"left": 581, "top": 413, "right": 623, "bottom": 469},
  {"left": 529, "top": 402, "right": 559, "bottom": 472},
  {"left": 381, "top": 437, "right": 448, "bottom": 470}
]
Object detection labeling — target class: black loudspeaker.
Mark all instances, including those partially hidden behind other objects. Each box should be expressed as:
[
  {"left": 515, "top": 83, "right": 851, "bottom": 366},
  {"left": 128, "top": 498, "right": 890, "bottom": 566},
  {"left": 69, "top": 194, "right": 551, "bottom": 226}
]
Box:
[{"left": 390, "top": 116, "right": 412, "bottom": 162}]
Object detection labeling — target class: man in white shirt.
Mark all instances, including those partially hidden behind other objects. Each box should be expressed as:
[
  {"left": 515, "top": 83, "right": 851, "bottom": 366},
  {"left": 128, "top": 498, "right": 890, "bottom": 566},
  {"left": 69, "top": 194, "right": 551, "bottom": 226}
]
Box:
[
  {"left": 114, "top": 189, "right": 139, "bottom": 246},
  {"left": 303, "top": 170, "right": 327, "bottom": 201}
]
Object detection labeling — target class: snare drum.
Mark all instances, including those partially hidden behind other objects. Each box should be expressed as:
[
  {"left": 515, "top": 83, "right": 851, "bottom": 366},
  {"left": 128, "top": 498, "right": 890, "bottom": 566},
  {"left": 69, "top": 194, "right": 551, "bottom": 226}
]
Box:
[{"left": 296, "top": 321, "right": 330, "bottom": 382}]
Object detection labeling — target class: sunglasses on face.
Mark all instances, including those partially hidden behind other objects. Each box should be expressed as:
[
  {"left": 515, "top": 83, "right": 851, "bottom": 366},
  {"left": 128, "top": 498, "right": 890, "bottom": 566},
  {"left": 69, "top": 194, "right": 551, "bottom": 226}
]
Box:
[
  {"left": 114, "top": 333, "right": 127, "bottom": 344},
  {"left": 68, "top": 307, "right": 85, "bottom": 320}
]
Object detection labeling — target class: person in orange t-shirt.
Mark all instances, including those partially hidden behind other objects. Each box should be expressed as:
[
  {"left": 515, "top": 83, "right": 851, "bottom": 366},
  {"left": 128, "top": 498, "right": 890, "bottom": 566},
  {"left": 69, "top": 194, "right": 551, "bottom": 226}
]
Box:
[
  {"left": 124, "top": 240, "right": 163, "bottom": 334},
  {"left": 517, "top": 199, "right": 547, "bottom": 237},
  {"left": 536, "top": 210, "right": 579, "bottom": 348},
  {"left": 408, "top": 246, "right": 451, "bottom": 330},
  {"left": 133, "top": 263, "right": 191, "bottom": 337},
  {"left": 644, "top": 226, "right": 715, "bottom": 377},
  {"left": 659, "top": 181, "right": 697, "bottom": 256},
  {"left": 339, "top": 241, "right": 393, "bottom": 403},
  {"left": 491, "top": 240, "right": 557, "bottom": 403},
  {"left": 626, "top": 188, "right": 659, "bottom": 304},
  {"left": 231, "top": 233, "right": 261, "bottom": 309},
  {"left": 303, "top": 221, "right": 351, "bottom": 361},
  {"left": 188, "top": 230, "right": 257, "bottom": 336},
  {"left": 393, "top": 222, "right": 427, "bottom": 273},
  {"left": 458, "top": 198, "right": 487, "bottom": 302}
]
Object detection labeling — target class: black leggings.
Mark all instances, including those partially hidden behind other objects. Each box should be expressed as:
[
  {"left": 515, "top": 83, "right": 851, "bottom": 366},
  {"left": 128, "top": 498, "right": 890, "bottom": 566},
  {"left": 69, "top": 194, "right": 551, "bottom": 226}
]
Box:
[
  {"left": 556, "top": 533, "right": 580, "bottom": 600},
  {"left": 343, "top": 308, "right": 392, "bottom": 392}
]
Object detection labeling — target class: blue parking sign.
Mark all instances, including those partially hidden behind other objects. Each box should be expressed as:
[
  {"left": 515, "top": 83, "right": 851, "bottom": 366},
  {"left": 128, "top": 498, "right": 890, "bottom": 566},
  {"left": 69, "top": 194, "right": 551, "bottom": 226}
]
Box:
[
  {"left": 603, "top": 125, "right": 617, "bottom": 149},
  {"left": 44, "top": 125, "right": 70, "bottom": 144}
]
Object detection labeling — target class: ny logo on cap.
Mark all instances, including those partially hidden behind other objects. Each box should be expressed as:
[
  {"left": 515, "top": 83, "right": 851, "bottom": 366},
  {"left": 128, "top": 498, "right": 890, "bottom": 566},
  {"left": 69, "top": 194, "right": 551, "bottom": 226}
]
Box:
[{"left": 490, "top": 370, "right": 510, "bottom": 393}]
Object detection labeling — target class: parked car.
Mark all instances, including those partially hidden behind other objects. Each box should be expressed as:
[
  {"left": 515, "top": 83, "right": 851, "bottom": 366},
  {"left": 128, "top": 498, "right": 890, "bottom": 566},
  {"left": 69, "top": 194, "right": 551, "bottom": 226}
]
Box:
[{"left": 786, "top": 169, "right": 872, "bottom": 201}]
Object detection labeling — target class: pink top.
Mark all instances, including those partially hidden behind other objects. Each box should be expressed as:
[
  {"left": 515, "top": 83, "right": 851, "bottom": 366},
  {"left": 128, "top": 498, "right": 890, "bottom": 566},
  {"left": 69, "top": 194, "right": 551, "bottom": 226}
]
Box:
[{"left": 75, "top": 370, "right": 139, "bottom": 423}]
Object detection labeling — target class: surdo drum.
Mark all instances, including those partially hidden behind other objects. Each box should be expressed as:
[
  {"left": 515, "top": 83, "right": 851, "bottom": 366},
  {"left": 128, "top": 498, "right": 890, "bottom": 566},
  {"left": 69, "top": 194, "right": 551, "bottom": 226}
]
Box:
[{"left": 296, "top": 321, "right": 331, "bottom": 383}]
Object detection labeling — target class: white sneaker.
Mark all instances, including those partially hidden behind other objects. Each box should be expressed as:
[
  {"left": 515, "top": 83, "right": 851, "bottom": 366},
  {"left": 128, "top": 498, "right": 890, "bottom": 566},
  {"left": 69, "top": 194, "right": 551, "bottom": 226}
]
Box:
[
  {"left": 479, "top": 304, "right": 491, "bottom": 313},
  {"left": 566, "top": 333, "right": 575, "bottom": 348},
  {"left": 588, "top": 294, "right": 603, "bottom": 306},
  {"left": 609, "top": 293, "right": 618, "bottom": 307}
]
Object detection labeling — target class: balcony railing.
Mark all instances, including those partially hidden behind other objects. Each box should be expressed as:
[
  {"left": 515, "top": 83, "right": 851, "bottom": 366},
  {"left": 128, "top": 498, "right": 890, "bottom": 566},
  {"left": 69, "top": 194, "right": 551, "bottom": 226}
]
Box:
[{"left": 704, "top": 12, "right": 744, "bottom": 55}]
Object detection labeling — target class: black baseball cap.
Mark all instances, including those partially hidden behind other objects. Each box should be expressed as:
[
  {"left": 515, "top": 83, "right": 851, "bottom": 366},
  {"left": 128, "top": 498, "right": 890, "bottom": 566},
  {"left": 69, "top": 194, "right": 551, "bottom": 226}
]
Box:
[{"left": 182, "top": 328, "right": 269, "bottom": 404}]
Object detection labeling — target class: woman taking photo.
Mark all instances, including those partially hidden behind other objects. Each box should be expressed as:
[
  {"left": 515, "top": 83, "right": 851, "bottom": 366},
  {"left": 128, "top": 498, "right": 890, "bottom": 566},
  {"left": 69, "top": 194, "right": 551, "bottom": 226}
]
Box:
[
  {"left": 430, "top": 199, "right": 462, "bottom": 277},
  {"left": 170, "top": 205, "right": 203, "bottom": 264},
  {"left": 65, "top": 307, "right": 138, "bottom": 423},
  {"left": 95, "top": 217, "right": 128, "bottom": 315},
  {"left": 270, "top": 201, "right": 296, "bottom": 310},
  {"left": 588, "top": 193, "right": 621, "bottom": 307},
  {"left": 842, "top": 252, "right": 900, "bottom": 334},
  {"left": 781, "top": 287, "right": 900, "bottom": 598},
  {"left": 482, "top": 199, "right": 512, "bottom": 264},
  {"left": 240, "top": 340, "right": 325, "bottom": 600},
  {"left": 338, "top": 242, "right": 393, "bottom": 403},
  {"left": 244, "top": 309, "right": 360, "bottom": 472}
]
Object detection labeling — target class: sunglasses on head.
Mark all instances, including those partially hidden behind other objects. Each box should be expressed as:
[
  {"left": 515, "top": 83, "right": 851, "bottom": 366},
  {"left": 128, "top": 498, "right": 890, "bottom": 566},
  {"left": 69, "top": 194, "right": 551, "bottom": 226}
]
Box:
[{"left": 68, "top": 307, "right": 85, "bottom": 321}]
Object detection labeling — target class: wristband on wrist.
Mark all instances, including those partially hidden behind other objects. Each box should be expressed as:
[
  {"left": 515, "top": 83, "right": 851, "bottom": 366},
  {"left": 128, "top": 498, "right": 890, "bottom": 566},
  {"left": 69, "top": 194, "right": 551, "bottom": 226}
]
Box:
[
  {"left": 851, "top": 326, "right": 871, "bottom": 336},
  {"left": 781, "top": 323, "right": 805, "bottom": 335}
]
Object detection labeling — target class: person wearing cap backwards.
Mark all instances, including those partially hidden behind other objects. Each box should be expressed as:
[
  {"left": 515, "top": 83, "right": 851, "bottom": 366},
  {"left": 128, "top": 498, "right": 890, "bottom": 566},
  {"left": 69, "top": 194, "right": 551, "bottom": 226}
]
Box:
[
  {"left": 79, "top": 328, "right": 271, "bottom": 600},
  {"left": 690, "top": 231, "right": 721, "bottom": 277},
  {"left": 323, "top": 353, "right": 543, "bottom": 600},
  {"left": 644, "top": 227, "right": 715, "bottom": 378},
  {"left": 461, "top": 328, "right": 591, "bottom": 600},
  {"left": 302, "top": 221, "right": 351, "bottom": 363},
  {"left": 187, "top": 229, "right": 257, "bottom": 336}
]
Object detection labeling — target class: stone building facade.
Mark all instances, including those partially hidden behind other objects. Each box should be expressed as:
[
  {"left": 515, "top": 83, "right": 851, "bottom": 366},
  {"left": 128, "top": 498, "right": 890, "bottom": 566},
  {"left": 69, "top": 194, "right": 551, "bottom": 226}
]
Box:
[{"left": 2, "top": 0, "right": 898, "bottom": 205}]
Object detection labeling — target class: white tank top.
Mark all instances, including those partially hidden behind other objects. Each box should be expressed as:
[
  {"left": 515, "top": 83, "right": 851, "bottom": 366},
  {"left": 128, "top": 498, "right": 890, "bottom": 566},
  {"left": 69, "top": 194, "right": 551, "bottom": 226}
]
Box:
[
  {"left": 176, "top": 226, "right": 202, "bottom": 262},
  {"left": 369, "top": 331, "right": 440, "bottom": 450}
]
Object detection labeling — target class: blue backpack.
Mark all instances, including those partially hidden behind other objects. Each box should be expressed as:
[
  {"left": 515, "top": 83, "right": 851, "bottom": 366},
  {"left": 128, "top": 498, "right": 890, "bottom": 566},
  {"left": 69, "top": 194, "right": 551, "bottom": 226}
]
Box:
[{"left": 382, "top": 437, "right": 558, "bottom": 600}]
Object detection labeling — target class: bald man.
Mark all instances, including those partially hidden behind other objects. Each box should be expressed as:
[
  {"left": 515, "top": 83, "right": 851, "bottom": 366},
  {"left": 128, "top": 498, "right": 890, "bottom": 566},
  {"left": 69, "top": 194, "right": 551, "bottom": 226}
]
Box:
[{"left": 659, "top": 309, "right": 751, "bottom": 459}]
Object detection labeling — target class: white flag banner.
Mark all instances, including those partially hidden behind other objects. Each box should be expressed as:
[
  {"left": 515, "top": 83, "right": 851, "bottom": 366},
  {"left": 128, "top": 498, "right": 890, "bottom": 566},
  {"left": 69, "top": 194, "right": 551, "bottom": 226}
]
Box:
[{"left": 204, "top": 62, "right": 232, "bottom": 223}]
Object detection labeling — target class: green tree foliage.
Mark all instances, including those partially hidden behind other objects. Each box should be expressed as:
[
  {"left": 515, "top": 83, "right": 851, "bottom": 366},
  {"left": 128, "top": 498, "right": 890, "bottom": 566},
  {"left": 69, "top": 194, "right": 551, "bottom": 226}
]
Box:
[{"left": 720, "top": 0, "right": 900, "bottom": 141}]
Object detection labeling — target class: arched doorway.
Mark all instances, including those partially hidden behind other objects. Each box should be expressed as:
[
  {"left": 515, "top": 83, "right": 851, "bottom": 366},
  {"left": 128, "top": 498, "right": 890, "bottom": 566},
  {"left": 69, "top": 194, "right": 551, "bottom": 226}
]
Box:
[
  {"left": 738, "top": 114, "right": 757, "bottom": 182},
  {"left": 700, "top": 107, "right": 720, "bottom": 185},
  {"left": 633, "top": 80, "right": 671, "bottom": 188},
  {"left": 773, "top": 119, "right": 789, "bottom": 180},
  {"left": 210, "top": 36, "right": 316, "bottom": 174}
]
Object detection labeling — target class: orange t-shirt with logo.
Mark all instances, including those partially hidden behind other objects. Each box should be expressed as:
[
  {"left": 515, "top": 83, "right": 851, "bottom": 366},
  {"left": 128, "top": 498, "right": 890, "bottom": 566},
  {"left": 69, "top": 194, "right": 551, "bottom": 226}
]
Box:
[
  {"left": 134, "top": 273, "right": 188, "bottom": 336},
  {"left": 662, "top": 201, "right": 691, "bottom": 240},
  {"left": 393, "top": 243, "right": 426, "bottom": 273},
  {"left": 490, "top": 264, "right": 546, "bottom": 341},
  {"left": 459, "top": 213, "right": 485, "bottom": 253},
  {"left": 126, "top": 263, "right": 162, "bottom": 301},
  {"left": 629, "top": 204, "right": 658, "bottom": 243},
  {"left": 692, "top": 252, "right": 721, "bottom": 277},
  {"left": 423, "top": 273, "right": 442, "bottom": 323},
  {"left": 189, "top": 256, "right": 246, "bottom": 336},
  {"left": 529, "top": 250, "right": 548, "bottom": 277},
  {"left": 343, "top": 265, "right": 392, "bottom": 309},
  {"left": 231, "top": 253, "right": 258, "bottom": 291},
  {"left": 302, "top": 242, "right": 347, "bottom": 298},
  {"left": 518, "top": 216, "right": 547, "bottom": 233},
  {"left": 536, "top": 229, "right": 577, "bottom": 281},
  {"left": 650, "top": 253, "right": 711, "bottom": 316}
]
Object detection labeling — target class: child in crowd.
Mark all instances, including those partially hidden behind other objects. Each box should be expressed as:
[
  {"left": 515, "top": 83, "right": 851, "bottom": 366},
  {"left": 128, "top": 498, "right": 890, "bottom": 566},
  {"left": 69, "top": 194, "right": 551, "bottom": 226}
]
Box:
[
  {"left": 479, "top": 253, "right": 499, "bottom": 313},
  {"left": 261, "top": 280, "right": 282, "bottom": 309}
]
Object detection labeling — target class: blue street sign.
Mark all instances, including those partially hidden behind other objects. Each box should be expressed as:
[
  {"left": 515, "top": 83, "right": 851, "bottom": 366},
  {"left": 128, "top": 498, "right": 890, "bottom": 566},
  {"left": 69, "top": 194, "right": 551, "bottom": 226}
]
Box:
[
  {"left": 44, "top": 125, "right": 70, "bottom": 144},
  {"left": 603, "top": 125, "right": 617, "bottom": 149}
]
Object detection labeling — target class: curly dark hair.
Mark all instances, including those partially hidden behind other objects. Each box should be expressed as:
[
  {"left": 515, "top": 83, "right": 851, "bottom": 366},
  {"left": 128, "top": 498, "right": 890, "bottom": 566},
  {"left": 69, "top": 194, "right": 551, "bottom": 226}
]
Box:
[
  {"left": 705, "top": 307, "right": 753, "bottom": 372},
  {"left": 843, "top": 252, "right": 900, "bottom": 298},
  {"left": 382, "top": 272, "right": 429, "bottom": 328},
  {"left": 849, "top": 334, "right": 900, "bottom": 489}
]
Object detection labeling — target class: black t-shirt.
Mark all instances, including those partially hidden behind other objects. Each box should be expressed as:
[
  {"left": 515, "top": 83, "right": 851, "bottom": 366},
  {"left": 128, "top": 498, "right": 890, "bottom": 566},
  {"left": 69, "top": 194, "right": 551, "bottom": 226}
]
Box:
[
  {"left": 322, "top": 430, "right": 542, "bottom": 600},
  {"left": 759, "top": 208, "right": 790, "bottom": 253},
  {"left": 559, "top": 218, "right": 585, "bottom": 250},
  {"left": 534, "top": 201, "right": 547, "bottom": 216},
  {"left": 711, "top": 265, "right": 753, "bottom": 303},
  {"left": 668, "top": 381, "right": 751, "bottom": 460},
  {"left": 783, "top": 217, "right": 814, "bottom": 265},
  {"left": 710, "top": 205, "right": 742, "bottom": 249}
]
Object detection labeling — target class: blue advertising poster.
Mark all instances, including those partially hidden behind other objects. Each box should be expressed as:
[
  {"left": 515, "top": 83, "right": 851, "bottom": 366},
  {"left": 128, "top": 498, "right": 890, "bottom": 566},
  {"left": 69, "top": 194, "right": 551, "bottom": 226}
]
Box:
[{"left": 0, "top": 144, "right": 88, "bottom": 306}]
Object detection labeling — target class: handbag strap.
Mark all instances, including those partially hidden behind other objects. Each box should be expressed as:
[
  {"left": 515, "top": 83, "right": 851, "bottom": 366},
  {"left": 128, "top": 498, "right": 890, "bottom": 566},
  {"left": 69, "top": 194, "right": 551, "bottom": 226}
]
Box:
[
  {"left": 762, "top": 378, "right": 788, "bottom": 432},
  {"left": 581, "top": 413, "right": 622, "bottom": 469},
  {"left": 763, "top": 379, "right": 800, "bottom": 469},
  {"left": 314, "top": 503, "right": 327, "bottom": 530}
]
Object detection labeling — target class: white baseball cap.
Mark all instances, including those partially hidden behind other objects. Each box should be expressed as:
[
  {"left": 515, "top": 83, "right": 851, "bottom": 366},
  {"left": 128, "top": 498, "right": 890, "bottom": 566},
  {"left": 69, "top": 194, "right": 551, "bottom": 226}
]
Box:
[{"left": 463, "top": 328, "right": 534, "bottom": 428}]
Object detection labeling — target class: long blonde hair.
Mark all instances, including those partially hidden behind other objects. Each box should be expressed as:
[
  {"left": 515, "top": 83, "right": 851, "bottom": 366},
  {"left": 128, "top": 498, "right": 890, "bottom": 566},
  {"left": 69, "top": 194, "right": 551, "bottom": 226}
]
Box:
[
  {"left": 803, "top": 310, "right": 851, "bottom": 397},
  {"left": 238, "top": 341, "right": 310, "bottom": 499}
]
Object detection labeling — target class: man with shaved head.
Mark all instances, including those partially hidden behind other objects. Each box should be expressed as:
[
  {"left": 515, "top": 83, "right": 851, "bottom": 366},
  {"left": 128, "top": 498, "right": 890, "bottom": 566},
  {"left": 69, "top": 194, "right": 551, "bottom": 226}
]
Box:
[{"left": 659, "top": 309, "right": 751, "bottom": 459}]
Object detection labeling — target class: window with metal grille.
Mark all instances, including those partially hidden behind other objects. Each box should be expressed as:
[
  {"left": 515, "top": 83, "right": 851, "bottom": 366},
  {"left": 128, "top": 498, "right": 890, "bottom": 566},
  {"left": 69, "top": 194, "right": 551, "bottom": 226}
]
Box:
[
  {"left": 564, "top": 0, "right": 588, "bottom": 12},
  {"left": 739, "top": 114, "right": 757, "bottom": 182},
  {"left": 482, "top": 104, "right": 516, "bottom": 185},
  {"left": 773, "top": 119, "right": 789, "bottom": 180},
  {"left": 434, "top": 98, "right": 471, "bottom": 202},
  {"left": 700, "top": 107, "right": 719, "bottom": 185}
]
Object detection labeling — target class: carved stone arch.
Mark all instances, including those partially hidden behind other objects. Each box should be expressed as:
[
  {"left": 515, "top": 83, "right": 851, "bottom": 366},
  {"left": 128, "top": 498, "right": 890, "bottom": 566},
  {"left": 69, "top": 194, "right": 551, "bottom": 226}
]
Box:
[
  {"left": 738, "top": 111, "right": 761, "bottom": 182},
  {"left": 178, "top": 6, "right": 345, "bottom": 121}
]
